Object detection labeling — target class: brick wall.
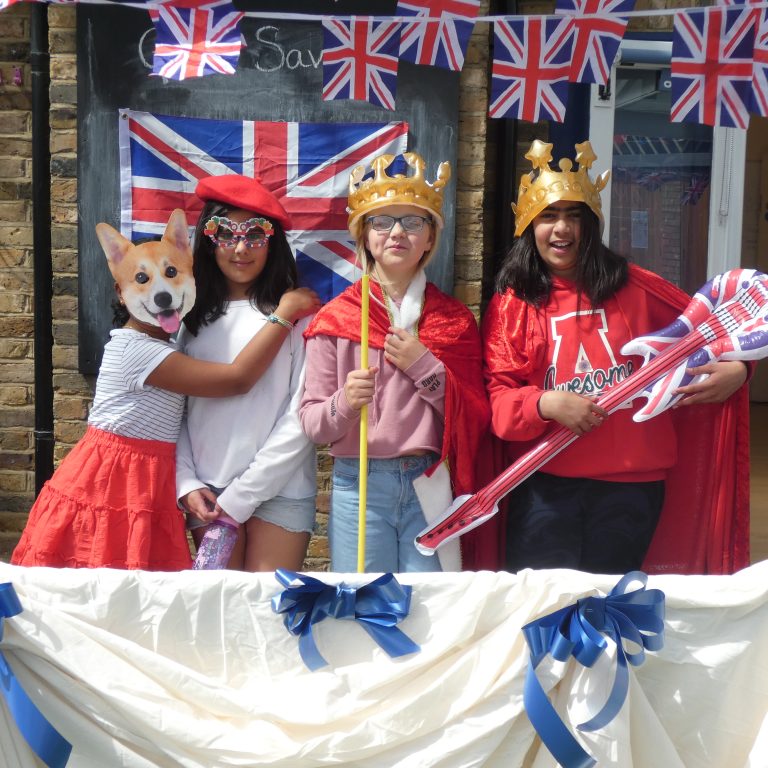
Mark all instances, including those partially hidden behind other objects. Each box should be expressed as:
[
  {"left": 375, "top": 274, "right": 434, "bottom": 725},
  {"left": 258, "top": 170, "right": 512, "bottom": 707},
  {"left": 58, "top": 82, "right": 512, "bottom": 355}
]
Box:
[
  {"left": 0, "top": 3, "right": 34, "bottom": 560},
  {"left": 0, "top": 2, "right": 495, "bottom": 567}
]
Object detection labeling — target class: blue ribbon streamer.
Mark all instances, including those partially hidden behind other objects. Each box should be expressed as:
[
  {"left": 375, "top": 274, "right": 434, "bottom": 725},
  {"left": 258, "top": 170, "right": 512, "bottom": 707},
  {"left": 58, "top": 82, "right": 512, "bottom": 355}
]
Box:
[
  {"left": 0, "top": 582, "right": 72, "bottom": 768},
  {"left": 522, "top": 571, "right": 665, "bottom": 768},
  {"left": 271, "top": 569, "right": 421, "bottom": 671}
]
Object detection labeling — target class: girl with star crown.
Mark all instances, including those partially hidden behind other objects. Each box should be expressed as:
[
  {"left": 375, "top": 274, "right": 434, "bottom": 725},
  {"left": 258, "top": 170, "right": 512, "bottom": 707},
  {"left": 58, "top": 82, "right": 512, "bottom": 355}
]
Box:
[{"left": 483, "top": 139, "right": 751, "bottom": 575}]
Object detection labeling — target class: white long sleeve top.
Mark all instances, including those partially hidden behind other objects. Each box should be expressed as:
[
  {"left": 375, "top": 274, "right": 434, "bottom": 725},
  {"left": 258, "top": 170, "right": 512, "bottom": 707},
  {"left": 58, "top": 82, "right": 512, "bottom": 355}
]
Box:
[{"left": 175, "top": 300, "right": 316, "bottom": 524}]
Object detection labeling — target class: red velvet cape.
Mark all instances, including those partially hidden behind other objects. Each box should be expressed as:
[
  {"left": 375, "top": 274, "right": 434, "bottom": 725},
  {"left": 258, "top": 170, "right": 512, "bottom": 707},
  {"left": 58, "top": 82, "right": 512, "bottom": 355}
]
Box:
[
  {"left": 305, "top": 279, "right": 503, "bottom": 570},
  {"left": 632, "top": 269, "right": 751, "bottom": 574}
]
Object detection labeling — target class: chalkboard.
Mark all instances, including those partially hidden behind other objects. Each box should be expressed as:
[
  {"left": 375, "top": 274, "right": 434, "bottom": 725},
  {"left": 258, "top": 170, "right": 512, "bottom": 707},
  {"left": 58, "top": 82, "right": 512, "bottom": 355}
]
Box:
[{"left": 76, "top": 1, "right": 460, "bottom": 373}]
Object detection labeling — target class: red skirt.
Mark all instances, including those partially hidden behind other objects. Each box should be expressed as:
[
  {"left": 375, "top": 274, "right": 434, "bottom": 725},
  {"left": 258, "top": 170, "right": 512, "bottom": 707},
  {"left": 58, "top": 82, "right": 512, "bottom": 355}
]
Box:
[{"left": 12, "top": 427, "right": 192, "bottom": 570}]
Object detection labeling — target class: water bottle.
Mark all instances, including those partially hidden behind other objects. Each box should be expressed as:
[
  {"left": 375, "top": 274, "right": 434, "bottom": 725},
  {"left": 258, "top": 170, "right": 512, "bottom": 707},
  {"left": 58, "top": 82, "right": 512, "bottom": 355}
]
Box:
[{"left": 193, "top": 513, "right": 240, "bottom": 570}]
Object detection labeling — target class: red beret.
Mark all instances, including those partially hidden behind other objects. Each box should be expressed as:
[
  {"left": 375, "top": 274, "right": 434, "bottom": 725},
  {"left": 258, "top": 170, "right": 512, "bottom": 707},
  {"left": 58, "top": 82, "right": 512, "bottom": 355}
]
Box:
[{"left": 195, "top": 174, "right": 291, "bottom": 229}]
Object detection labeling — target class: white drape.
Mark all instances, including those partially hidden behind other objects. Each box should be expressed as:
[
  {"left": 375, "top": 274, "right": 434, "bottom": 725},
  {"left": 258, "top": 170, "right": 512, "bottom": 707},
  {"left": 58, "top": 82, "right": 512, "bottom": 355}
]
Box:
[{"left": 1, "top": 561, "right": 766, "bottom": 767}]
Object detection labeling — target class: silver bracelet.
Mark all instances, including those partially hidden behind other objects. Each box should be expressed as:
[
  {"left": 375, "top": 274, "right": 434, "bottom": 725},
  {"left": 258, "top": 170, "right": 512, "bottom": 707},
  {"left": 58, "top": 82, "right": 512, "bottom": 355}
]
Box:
[{"left": 267, "top": 313, "right": 293, "bottom": 330}]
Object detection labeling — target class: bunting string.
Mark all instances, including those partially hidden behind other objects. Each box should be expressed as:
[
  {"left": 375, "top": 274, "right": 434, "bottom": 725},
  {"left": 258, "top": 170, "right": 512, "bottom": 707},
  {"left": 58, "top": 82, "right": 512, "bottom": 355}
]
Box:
[{"left": 3, "top": 0, "right": 766, "bottom": 127}]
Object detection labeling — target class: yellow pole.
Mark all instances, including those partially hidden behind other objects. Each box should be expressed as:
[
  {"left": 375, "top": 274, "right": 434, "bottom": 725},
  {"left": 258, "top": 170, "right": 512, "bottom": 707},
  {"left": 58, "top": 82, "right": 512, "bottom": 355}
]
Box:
[{"left": 357, "top": 274, "right": 370, "bottom": 573}]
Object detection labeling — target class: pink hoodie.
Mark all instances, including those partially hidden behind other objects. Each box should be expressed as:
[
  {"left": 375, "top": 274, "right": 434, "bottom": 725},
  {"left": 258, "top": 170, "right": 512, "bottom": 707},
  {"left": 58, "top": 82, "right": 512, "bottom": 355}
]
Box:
[{"left": 299, "top": 333, "right": 446, "bottom": 458}]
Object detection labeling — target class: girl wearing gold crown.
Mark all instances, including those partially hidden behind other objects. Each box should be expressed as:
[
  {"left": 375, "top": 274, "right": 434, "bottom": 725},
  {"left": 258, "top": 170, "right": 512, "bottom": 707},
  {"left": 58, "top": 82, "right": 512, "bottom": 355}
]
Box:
[
  {"left": 482, "top": 140, "right": 750, "bottom": 575},
  {"left": 299, "top": 153, "right": 497, "bottom": 573}
]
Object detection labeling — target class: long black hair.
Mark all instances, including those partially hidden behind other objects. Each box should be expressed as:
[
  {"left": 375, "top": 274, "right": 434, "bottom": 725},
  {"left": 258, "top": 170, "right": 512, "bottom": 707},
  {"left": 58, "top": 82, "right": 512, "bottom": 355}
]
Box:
[
  {"left": 183, "top": 200, "right": 298, "bottom": 336},
  {"left": 495, "top": 203, "right": 628, "bottom": 307}
]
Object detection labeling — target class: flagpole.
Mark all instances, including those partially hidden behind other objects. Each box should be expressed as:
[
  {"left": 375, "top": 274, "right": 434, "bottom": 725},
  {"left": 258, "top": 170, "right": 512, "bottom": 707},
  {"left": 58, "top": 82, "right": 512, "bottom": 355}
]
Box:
[{"left": 357, "top": 274, "right": 370, "bottom": 573}]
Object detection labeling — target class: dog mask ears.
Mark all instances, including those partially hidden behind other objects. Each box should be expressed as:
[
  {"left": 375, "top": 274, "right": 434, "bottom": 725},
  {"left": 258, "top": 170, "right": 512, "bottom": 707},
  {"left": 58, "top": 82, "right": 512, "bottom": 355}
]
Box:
[
  {"left": 161, "top": 208, "right": 193, "bottom": 255},
  {"left": 95, "top": 209, "right": 192, "bottom": 277}
]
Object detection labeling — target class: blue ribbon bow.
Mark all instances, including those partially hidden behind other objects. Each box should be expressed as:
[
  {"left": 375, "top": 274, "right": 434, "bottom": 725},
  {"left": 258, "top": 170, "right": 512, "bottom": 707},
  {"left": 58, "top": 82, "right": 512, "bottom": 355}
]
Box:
[
  {"left": 271, "top": 569, "right": 421, "bottom": 671},
  {"left": 522, "top": 571, "right": 665, "bottom": 768},
  {"left": 0, "top": 582, "right": 72, "bottom": 768}
]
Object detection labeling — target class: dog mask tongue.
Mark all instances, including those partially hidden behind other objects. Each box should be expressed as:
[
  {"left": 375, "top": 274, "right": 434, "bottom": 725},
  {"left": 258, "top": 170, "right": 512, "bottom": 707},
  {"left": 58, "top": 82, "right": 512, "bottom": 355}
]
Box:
[{"left": 157, "top": 310, "right": 181, "bottom": 334}]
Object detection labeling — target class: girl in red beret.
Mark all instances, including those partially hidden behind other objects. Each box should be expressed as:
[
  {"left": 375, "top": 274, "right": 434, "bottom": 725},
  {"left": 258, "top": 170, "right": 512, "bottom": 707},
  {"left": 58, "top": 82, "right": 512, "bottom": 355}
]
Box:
[
  {"left": 13, "top": 205, "right": 318, "bottom": 571},
  {"left": 177, "top": 174, "right": 321, "bottom": 572}
]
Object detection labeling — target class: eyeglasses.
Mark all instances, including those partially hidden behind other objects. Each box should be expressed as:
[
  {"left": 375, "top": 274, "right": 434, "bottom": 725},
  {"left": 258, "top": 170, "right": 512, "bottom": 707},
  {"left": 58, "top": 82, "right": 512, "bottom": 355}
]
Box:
[
  {"left": 204, "top": 216, "right": 274, "bottom": 248},
  {"left": 365, "top": 214, "right": 432, "bottom": 232}
]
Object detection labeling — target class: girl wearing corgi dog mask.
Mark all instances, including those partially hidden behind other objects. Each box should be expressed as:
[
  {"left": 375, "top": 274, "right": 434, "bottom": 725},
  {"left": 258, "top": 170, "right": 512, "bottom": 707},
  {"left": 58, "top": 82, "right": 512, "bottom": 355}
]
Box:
[
  {"left": 177, "top": 175, "right": 319, "bottom": 572},
  {"left": 13, "top": 200, "right": 319, "bottom": 571}
]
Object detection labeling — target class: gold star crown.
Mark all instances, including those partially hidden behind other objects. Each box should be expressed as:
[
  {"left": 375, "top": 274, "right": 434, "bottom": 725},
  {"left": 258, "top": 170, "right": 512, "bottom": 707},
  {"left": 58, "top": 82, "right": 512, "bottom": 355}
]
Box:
[
  {"left": 512, "top": 140, "right": 610, "bottom": 237},
  {"left": 347, "top": 152, "right": 451, "bottom": 236}
]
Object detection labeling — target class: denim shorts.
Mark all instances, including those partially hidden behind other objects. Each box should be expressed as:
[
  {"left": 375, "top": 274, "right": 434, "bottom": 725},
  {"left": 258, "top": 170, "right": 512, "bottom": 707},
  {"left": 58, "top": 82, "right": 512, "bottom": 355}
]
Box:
[
  {"left": 186, "top": 488, "right": 316, "bottom": 535},
  {"left": 330, "top": 454, "right": 442, "bottom": 574}
]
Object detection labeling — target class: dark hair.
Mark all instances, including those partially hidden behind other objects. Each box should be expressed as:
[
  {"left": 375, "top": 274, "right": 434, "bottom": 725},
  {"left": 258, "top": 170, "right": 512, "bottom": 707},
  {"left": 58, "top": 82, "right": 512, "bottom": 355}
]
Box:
[
  {"left": 111, "top": 298, "right": 130, "bottom": 328},
  {"left": 495, "top": 203, "right": 628, "bottom": 307},
  {"left": 183, "top": 200, "right": 298, "bottom": 336}
]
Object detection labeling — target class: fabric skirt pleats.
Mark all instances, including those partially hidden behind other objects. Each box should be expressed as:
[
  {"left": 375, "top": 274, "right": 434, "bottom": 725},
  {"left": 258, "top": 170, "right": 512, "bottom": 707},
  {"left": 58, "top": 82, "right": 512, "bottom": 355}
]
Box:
[{"left": 12, "top": 427, "right": 192, "bottom": 570}]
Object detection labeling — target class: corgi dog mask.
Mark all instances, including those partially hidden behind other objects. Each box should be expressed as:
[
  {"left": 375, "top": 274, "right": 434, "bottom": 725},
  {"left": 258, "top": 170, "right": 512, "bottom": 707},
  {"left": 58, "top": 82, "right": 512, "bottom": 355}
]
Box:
[{"left": 96, "top": 209, "right": 196, "bottom": 335}]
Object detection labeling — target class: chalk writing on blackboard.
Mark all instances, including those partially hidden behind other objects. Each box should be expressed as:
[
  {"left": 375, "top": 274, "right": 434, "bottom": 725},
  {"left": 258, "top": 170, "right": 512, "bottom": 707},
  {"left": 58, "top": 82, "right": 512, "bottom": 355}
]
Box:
[
  {"left": 254, "top": 26, "right": 322, "bottom": 71},
  {"left": 136, "top": 24, "right": 323, "bottom": 73}
]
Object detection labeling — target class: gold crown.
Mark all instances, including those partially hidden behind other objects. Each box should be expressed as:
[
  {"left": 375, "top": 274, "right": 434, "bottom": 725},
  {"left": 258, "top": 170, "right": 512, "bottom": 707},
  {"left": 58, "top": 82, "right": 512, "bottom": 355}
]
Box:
[
  {"left": 512, "top": 140, "right": 610, "bottom": 237},
  {"left": 347, "top": 152, "right": 451, "bottom": 235}
]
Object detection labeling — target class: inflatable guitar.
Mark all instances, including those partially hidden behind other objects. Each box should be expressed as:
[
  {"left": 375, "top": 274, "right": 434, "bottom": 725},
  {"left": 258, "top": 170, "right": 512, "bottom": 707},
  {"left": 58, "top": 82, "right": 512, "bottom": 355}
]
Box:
[{"left": 415, "top": 269, "right": 768, "bottom": 555}]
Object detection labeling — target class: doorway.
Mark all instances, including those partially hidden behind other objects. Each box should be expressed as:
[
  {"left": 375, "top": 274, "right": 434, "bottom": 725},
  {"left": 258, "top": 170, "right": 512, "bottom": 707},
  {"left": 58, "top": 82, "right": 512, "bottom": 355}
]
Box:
[{"left": 590, "top": 45, "right": 768, "bottom": 565}]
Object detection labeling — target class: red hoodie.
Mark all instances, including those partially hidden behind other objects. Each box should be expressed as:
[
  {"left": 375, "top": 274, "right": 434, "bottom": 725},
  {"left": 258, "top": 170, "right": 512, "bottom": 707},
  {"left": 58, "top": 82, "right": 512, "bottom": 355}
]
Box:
[{"left": 483, "top": 265, "right": 684, "bottom": 482}]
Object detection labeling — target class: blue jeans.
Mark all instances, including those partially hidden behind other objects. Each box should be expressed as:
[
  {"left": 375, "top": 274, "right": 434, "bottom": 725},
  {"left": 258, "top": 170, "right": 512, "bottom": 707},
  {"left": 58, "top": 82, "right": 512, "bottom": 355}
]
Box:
[{"left": 330, "top": 455, "right": 443, "bottom": 573}]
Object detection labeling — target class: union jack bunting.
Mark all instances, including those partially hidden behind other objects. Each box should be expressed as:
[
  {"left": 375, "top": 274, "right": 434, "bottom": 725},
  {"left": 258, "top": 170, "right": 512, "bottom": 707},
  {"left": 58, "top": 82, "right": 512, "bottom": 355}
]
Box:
[
  {"left": 322, "top": 17, "right": 401, "bottom": 110},
  {"left": 489, "top": 16, "right": 574, "bottom": 122},
  {"left": 396, "top": 0, "right": 481, "bottom": 72},
  {"left": 670, "top": 7, "right": 757, "bottom": 128},
  {"left": 0, "top": 0, "right": 25, "bottom": 10},
  {"left": 555, "top": 0, "right": 635, "bottom": 85},
  {"left": 149, "top": 0, "right": 244, "bottom": 81},
  {"left": 118, "top": 110, "right": 408, "bottom": 302},
  {"left": 751, "top": 9, "right": 768, "bottom": 115}
]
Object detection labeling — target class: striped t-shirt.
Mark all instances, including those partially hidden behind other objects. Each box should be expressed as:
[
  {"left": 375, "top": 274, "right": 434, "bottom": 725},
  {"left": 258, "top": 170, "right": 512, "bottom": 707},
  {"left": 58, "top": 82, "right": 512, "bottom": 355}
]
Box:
[{"left": 88, "top": 329, "right": 185, "bottom": 442}]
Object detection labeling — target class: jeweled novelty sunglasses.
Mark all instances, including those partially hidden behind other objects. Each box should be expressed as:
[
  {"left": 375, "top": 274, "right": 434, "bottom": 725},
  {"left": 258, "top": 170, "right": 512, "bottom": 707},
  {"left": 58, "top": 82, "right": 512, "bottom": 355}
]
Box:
[{"left": 204, "top": 216, "right": 274, "bottom": 248}]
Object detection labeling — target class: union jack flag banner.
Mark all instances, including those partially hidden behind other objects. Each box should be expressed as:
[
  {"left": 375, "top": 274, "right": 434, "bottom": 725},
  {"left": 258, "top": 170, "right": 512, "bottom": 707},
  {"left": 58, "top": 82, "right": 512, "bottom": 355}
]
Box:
[
  {"left": 396, "top": 0, "right": 481, "bottom": 72},
  {"left": 322, "top": 17, "right": 401, "bottom": 110},
  {"left": 670, "top": 7, "right": 757, "bottom": 128},
  {"left": 149, "top": 0, "right": 244, "bottom": 81},
  {"left": 555, "top": 0, "right": 635, "bottom": 85},
  {"left": 489, "top": 16, "right": 574, "bottom": 122},
  {"left": 118, "top": 110, "right": 408, "bottom": 302}
]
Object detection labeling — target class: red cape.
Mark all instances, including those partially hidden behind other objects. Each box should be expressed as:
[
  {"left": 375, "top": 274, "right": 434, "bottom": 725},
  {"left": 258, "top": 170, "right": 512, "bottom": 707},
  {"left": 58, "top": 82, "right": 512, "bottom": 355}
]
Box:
[
  {"left": 305, "top": 279, "right": 504, "bottom": 570},
  {"left": 632, "top": 269, "right": 751, "bottom": 574}
]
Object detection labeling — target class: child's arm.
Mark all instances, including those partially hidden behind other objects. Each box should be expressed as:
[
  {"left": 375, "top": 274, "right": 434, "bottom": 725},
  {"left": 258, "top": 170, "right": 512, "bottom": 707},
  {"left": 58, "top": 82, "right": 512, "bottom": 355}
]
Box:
[
  {"left": 215, "top": 324, "right": 317, "bottom": 523},
  {"left": 299, "top": 334, "right": 365, "bottom": 444},
  {"left": 537, "top": 390, "right": 608, "bottom": 437},
  {"left": 147, "top": 287, "right": 321, "bottom": 397},
  {"left": 673, "top": 360, "right": 749, "bottom": 406},
  {"left": 385, "top": 327, "right": 446, "bottom": 412},
  {"left": 176, "top": 419, "right": 218, "bottom": 523}
]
